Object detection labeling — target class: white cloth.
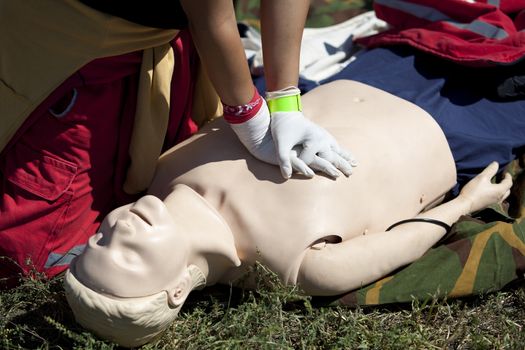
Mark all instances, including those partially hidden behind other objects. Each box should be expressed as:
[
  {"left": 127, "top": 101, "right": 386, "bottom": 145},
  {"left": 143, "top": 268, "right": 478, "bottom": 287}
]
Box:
[{"left": 242, "top": 11, "right": 388, "bottom": 83}]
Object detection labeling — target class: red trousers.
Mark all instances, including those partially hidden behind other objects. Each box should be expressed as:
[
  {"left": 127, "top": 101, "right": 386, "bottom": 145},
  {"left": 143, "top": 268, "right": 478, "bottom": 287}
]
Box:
[{"left": 0, "top": 31, "right": 198, "bottom": 286}]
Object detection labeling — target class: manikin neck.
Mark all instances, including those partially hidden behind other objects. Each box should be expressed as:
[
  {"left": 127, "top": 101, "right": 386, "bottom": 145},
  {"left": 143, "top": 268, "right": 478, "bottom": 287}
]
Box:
[{"left": 162, "top": 184, "right": 241, "bottom": 285}]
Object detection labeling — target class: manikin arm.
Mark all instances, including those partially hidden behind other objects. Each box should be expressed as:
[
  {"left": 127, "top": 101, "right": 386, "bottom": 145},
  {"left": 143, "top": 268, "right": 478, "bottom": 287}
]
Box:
[{"left": 297, "top": 162, "right": 512, "bottom": 296}]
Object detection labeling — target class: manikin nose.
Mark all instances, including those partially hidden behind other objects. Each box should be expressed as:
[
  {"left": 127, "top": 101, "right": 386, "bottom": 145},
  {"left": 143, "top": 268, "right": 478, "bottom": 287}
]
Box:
[
  {"left": 136, "top": 195, "right": 164, "bottom": 208},
  {"left": 132, "top": 195, "right": 167, "bottom": 224}
]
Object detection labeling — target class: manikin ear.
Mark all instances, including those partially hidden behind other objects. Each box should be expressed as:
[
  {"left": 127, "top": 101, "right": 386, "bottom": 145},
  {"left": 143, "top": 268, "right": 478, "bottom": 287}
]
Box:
[{"left": 166, "top": 268, "right": 192, "bottom": 308}]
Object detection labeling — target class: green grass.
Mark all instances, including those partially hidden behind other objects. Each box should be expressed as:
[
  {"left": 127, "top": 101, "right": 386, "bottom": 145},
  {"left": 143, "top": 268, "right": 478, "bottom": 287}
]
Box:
[
  {"left": 235, "top": 0, "right": 374, "bottom": 28},
  {"left": 2, "top": 263, "right": 524, "bottom": 349}
]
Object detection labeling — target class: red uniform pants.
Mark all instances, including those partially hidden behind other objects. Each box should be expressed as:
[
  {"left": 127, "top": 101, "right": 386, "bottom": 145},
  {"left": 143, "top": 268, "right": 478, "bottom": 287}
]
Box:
[{"left": 0, "top": 31, "right": 197, "bottom": 287}]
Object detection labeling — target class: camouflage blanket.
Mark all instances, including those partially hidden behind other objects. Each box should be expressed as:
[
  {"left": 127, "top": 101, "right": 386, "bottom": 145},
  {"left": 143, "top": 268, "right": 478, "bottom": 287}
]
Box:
[{"left": 325, "top": 159, "right": 525, "bottom": 307}]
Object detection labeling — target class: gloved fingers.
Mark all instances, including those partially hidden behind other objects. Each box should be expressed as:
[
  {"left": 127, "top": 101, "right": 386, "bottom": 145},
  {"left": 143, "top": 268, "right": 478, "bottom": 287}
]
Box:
[
  {"left": 322, "top": 129, "right": 357, "bottom": 166},
  {"left": 328, "top": 151, "right": 354, "bottom": 177},
  {"left": 308, "top": 155, "right": 340, "bottom": 178},
  {"left": 278, "top": 155, "right": 293, "bottom": 179},
  {"left": 290, "top": 153, "right": 315, "bottom": 178},
  {"left": 300, "top": 142, "right": 351, "bottom": 178},
  {"left": 270, "top": 111, "right": 355, "bottom": 179},
  {"left": 303, "top": 143, "right": 353, "bottom": 177},
  {"left": 276, "top": 138, "right": 304, "bottom": 179},
  {"left": 331, "top": 143, "right": 357, "bottom": 167},
  {"left": 271, "top": 112, "right": 316, "bottom": 176},
  {"left": 316, "top": 148, "right": 353, "bottom": 177},
  {"left": 298, "top": 140, "right": 321, "bottom": 164}
]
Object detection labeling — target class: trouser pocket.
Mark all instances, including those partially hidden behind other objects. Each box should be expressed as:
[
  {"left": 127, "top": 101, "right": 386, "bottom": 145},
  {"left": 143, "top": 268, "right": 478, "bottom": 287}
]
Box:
[{"left": 0, "top": 141, "right": 76, "bottom": 280}]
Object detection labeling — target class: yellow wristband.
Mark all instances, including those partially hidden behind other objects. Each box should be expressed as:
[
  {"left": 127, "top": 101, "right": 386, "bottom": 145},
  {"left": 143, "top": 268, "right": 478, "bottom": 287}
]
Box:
[{"left": 267, "top": 94, "right": 302, "bottom": 113}]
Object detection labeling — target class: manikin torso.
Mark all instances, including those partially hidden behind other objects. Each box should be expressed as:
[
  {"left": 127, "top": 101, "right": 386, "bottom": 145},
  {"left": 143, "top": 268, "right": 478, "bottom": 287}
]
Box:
[{"left": 149, "top": 80, "right": 456, "bottom": 285}]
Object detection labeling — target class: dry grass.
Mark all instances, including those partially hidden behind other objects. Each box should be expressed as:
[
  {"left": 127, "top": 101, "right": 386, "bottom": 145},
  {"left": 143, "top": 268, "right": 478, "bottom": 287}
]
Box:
[{"left": 1, "top": 264, "right": 524, "bottom": 349}]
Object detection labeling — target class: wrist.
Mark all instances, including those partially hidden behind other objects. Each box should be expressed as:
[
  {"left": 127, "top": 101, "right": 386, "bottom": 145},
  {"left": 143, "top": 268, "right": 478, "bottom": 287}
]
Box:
[
  {"left": 228, "top": 99, "right": 270, "bottom": 145},
  {"left": 266, "top": 86, "right": 302, "bottom": 113},
  {"left": 223, "top": 87, "right": 263, "bottom": 124},
  {"left": 454, "top": 195, "right": 474, "bottom": 216}
]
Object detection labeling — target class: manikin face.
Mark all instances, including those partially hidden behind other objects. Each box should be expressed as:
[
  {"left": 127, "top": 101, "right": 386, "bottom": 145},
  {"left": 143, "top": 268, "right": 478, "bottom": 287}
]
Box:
[{"left": 72, "top": 195, "right": 191, "bottom": 298}]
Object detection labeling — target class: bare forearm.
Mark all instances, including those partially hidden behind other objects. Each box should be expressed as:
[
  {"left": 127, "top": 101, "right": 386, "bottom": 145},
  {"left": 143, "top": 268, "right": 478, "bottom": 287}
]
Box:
[
  {"left": 260, "top": 0, "right": 309, "bottom": 91},
  {"left": 180, "top": 0, "right": 253, "bottom": 105}
]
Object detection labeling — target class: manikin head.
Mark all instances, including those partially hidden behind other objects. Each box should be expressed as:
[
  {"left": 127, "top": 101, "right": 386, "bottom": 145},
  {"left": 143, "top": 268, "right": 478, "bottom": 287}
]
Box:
[{"left": 64, "top": 185, "right": 240, "bottom": 347}]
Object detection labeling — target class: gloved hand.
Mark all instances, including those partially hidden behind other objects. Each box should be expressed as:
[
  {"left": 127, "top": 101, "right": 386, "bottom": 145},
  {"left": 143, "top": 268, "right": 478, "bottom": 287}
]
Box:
[
  {"left": 270, "top": 110, "right": 355, "bottom": 179},
  {"left": 227, "top": 86, "right": 356, "bottom": 179},
  {"left": 228, "top": 98, "right": 280, "bottom": 166},
  {"left": 266, "top": 86, "right": 356, "bottom": 179}
]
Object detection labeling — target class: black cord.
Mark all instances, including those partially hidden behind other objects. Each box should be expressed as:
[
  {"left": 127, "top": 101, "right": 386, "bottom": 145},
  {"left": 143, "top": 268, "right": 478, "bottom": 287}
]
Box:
[{"left": 386, "top": 218, "right": 451, "bottom": 232}]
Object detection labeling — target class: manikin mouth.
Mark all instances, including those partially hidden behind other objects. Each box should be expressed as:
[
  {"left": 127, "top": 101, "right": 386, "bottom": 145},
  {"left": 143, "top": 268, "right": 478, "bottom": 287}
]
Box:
[{"left": 129, "top": 207, "right": 152, "bottom": 226}]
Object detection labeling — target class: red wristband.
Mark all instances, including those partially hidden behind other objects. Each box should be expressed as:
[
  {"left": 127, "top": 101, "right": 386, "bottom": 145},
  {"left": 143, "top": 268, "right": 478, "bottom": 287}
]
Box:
[{"left": 223, "top": 87, "right": 263, "bottom": 124}]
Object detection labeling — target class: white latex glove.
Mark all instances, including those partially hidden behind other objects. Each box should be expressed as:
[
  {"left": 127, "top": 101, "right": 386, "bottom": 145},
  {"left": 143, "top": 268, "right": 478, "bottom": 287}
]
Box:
[
  {"left": 271, "top": 111, "right": 356, "bottom": 179},
  {"left": 229, "top": 99, "right": 356, "bottom": 179},
  {"left": 459, "top": 162, "right": 512, "bottom": 213},
  {"left": 229, "top": 99, "right": 280, "bottom": 166}
]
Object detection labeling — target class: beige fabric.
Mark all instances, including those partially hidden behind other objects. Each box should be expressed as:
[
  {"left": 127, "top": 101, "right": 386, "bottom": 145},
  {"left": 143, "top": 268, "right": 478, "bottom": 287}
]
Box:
[
  {"left": 191, "top": 62, "right": 223, "bottom": 128},
  {"left": 124, "top": 45, "right": 175, "bottom": 194},
  {"left": 124, "top": 53, "right": 224, "bottom": 193},
  {"left": 0, "top": 0, "right": 178, "bottom": 192},
  {"left": 124, "top": 51, "right": 224, "bottom": 193}
]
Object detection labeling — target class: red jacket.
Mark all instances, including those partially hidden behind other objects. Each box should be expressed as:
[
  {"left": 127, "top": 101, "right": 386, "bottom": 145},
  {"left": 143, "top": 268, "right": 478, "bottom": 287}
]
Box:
[{"left": 357, "top": 0, "right": 525, "bottom": 66}]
